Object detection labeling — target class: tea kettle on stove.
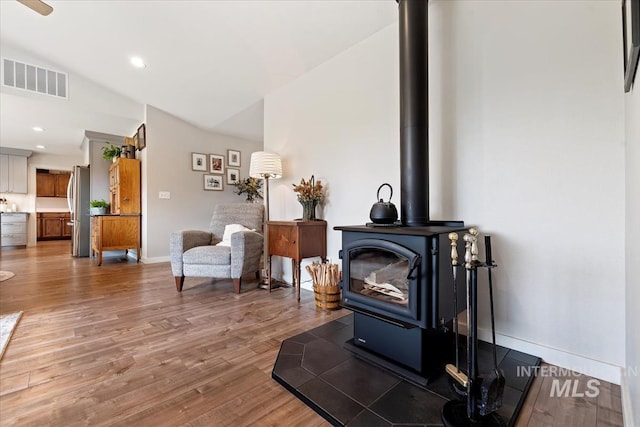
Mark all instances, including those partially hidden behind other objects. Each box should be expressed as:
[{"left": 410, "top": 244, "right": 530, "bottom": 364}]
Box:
[{"left": 369, "top": 183, "right": 398, "bottom": 225}]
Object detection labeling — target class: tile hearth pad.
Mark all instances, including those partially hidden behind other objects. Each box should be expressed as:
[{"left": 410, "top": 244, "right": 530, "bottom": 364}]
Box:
[{"left": 272, "top": 314, "right": 541, "bottom": 426}]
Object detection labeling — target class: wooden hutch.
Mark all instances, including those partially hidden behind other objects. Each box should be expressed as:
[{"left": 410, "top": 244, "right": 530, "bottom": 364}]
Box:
[{"left": 91, "top": 158, "right": 141, "bottom": 265}]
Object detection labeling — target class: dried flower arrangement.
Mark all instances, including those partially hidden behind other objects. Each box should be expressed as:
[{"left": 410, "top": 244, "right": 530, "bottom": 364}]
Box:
[
  {"left": 234, "top": 177, "right": 263, "bottom": 202},
  {"left": 292, "top": 175, "right": 324, "bottom": 203},
  {"left": 292, "top": 175, "right": 325, "bottom": 220}
]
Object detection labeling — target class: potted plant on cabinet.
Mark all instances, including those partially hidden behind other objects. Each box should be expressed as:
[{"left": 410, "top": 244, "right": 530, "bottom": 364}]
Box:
[
  {"left": 89, "top": 200, "right": 110, "bottom": 216},
  {"left": 102, "top": 144, "right": 121, "bottom": 162}
]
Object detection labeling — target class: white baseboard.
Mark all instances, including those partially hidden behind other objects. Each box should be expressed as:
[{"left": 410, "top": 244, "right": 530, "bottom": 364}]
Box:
[
  {"left": 457, "top": 316, "right": 621, "bottom": 384},
  {"left": 620, "top": 369, "right": 636, "bottom": 427},
  {"left": 141, "top": 255, "right": 170, "bottom": 264},
  {"left": 492, "top": 332, "right": 621, "bottom": 384}
]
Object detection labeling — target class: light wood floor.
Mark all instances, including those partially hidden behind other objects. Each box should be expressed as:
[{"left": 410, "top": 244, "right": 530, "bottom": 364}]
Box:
[{"left": 0, "top": 241, "right": 623, "bottom": 426}]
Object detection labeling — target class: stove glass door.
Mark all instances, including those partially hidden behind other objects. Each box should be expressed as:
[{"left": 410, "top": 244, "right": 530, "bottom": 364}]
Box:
[
  {"left": 343, "top": 238, "right": 421, "bottom": 322},
  {"left": 349, "top": 248, "right": 410, "bottom": 306}
]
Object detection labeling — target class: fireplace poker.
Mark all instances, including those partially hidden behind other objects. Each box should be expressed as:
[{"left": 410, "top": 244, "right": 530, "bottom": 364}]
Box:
[
  {"left": 445, "top": 232, "right": 468, "bottom": 391},
  {"left": 442, "top": 229, "right": 506, "bottom": 427},
  {"left": 465, "top": 229, "right": 480, "bottom": 420},
  {"left": 479, "top": 235, "right": 505, "bottom": 416}
]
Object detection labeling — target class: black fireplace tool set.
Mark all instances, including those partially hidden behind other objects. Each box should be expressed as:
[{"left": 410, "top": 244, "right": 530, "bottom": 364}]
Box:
[{"left": 442, "top": 228, "right": 506, "bottom": 427}]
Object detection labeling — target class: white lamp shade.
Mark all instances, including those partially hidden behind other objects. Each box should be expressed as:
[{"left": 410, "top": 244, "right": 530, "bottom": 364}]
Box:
[{"left": 249, "top": 151, "right": 282, "bottom": 179}]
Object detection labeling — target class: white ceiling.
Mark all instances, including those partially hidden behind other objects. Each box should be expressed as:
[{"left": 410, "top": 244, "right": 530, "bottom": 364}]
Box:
[{"left": 0, "top": 0, "right": 397, "bottom": 157}]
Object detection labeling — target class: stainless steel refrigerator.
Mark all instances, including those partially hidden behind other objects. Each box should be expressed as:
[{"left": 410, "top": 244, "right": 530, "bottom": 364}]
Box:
[{"left": 67, "top": 165, "right": 91, "bottom": 257}]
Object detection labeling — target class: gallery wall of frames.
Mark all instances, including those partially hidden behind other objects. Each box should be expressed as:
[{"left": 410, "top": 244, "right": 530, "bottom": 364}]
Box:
[{"left": 191, "top": 149, "right": 242, "bottom": 191}]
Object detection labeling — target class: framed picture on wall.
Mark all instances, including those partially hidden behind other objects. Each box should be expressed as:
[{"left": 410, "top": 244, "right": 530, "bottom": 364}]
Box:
[
  {"left": 227, "top": 149, "right": 241, "bottom": 167},
  {"left": 623, "top": 0, "right": 640, "bottom": 92},
  {"left": 204, "top": 174, "right": 224, "bottom": 191},
  {"left": 209, "top": 154, "right": 224, "bottom": 174},
  {"left": 136, "top": 124, "right": 146, "bottom": 150},
  {"left": 192, "top": 153, "right": 207, "bottom": 171},
  {"left": 227, "top": 168, "right": 240, "bottom": 185}
]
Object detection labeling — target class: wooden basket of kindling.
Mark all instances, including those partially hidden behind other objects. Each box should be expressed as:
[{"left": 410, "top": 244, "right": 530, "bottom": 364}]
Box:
[{"left": 306, "top": 261, "right": 342, "bottom": 310}]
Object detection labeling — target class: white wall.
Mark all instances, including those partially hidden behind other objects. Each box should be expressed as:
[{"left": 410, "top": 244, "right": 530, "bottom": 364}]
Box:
[
  {"left": 624, "top": 61, "right": 639, "bottom": 426},
  {"left": 264, "top": 0, "right": 626, "bottom": 383},
  {"left": 142, "top": 105, "right": 263, "bottom": 261},
  {"left": 35, "top": 196, "right": 69, "bottom": 212}
]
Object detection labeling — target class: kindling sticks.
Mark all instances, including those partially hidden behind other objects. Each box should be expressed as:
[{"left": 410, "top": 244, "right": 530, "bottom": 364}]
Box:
[{"left": 305, "top": 261, "right": 341, "bottom": 288}]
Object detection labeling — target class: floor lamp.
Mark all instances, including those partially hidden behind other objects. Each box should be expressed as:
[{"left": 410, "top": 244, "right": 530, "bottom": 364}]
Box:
[{"left": 249, "top": 151, "right": 282, "bottom": 290}]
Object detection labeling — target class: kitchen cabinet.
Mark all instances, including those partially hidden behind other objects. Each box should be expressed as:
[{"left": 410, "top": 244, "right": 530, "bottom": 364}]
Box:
[
  {"left": 91, "top": 215, "right": 140, "bottom": 266},
  {"left": 55, "top": 173, "right": 71, "bottom": 197},
  {"left": 109, "top": 158, "right": 140, "bottom": 214},
  {"left": 36, "top": 173, "right": 55, "bottom": 197},
  {"left": 37, "top": 212, "right": 72, "bottom": 240},
  {"left": 0, "top": 154, "right": 28, "bottom": 194},
  {"left": 1, "top": 212, "right": 29, "bottom": 248},
  {"left": 36, "top": 172, "right": 71, "bottom": 198}
]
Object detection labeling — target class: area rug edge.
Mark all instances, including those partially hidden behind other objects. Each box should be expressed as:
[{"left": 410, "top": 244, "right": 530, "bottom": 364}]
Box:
[{"left": 0, "top": 311, "right": 24, "bottom": 360}]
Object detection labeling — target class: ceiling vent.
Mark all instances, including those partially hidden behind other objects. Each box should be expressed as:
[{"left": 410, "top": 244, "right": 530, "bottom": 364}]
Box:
[{"left": 2, "top": 57, "right": 68, "bottom": 99}]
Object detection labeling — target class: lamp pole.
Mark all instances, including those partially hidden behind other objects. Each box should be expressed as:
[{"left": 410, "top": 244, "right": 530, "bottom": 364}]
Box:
[
  {"left": 249, "top": 151, "right": 282, "bottom": 290},
  {"left": 264, "top": 173, "right": 272, "bottom": 222},
  {"left": 263, "top": 173, "right": 273, "bottom": 289}
]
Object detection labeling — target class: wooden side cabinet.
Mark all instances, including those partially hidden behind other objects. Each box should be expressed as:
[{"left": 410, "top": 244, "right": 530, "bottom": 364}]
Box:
[
  {"left": 109, "top": 158, "right": 141, "bottom": 214},
  {"left": 267, "top": 220, "right": 327, "bottom": 301},
  {"left": 91, "top": 215, "right": 140, "bottom": 266}
]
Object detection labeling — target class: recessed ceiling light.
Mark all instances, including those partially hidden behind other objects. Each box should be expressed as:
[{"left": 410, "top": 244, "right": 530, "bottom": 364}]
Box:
[
  {"left": 32, "top": 126, "right": 44, "bottom": 132},
  {"left": 36, "top": 145, "right": 45, "bottom": 149},
  {"left": 130, "top": 56, "right": 146, "bottom": 69}
]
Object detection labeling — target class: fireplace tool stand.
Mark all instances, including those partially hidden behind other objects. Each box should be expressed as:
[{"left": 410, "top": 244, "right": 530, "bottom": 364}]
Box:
[{"left": 442, "top": 228, "right": 506, "bottom": 427}]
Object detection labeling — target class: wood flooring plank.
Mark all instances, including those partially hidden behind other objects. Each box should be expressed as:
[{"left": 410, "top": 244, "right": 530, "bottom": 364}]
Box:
[
  {"left": 528, "top": 372, "right": 600, "bottom": 427},
  {"left": 514, "top": 362, "right": 544, "bottom": 426},
  {"left": 597, "top": 380, "right": 624, "bottom": 427},
  {"left": 0, "top": 371, "right": 30, "bottom": 397}
]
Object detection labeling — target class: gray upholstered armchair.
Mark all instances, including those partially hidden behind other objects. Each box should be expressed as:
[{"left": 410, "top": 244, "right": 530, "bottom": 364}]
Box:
[{"left": 170, "top": 203, "right": 265, "bottom": 293}]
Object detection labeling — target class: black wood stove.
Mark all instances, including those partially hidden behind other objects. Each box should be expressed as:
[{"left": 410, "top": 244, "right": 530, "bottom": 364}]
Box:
[
  {"left": 334, "top": 0, "right": 467, "bottom": 386},
  {"left": 335, "top": 224, "right": 467, "bottom": 385}
]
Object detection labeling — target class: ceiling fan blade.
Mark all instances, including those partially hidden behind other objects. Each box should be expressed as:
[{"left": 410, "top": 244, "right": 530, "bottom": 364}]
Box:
[{"left": 17, "top": 0, "right": 53, "bottom": 16}]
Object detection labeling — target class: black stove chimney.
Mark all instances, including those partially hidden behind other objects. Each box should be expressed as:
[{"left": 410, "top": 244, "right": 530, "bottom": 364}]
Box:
[{"left": 399, "top": 0, "right": 429, "bottom": 227}]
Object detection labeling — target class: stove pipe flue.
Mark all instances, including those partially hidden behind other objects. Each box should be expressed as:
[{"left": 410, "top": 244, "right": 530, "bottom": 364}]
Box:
[{"left": 399, "top": 0, "right": 429, "bottom": 226}]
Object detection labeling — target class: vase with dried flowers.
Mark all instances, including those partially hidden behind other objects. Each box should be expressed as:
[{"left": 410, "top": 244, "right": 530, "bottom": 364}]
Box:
[
  {"left": 292, "top": 175, "right": 325, "bottom": 221},
  {"left": 234, "top": 177, "right": 263, "bottom": 203}
]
